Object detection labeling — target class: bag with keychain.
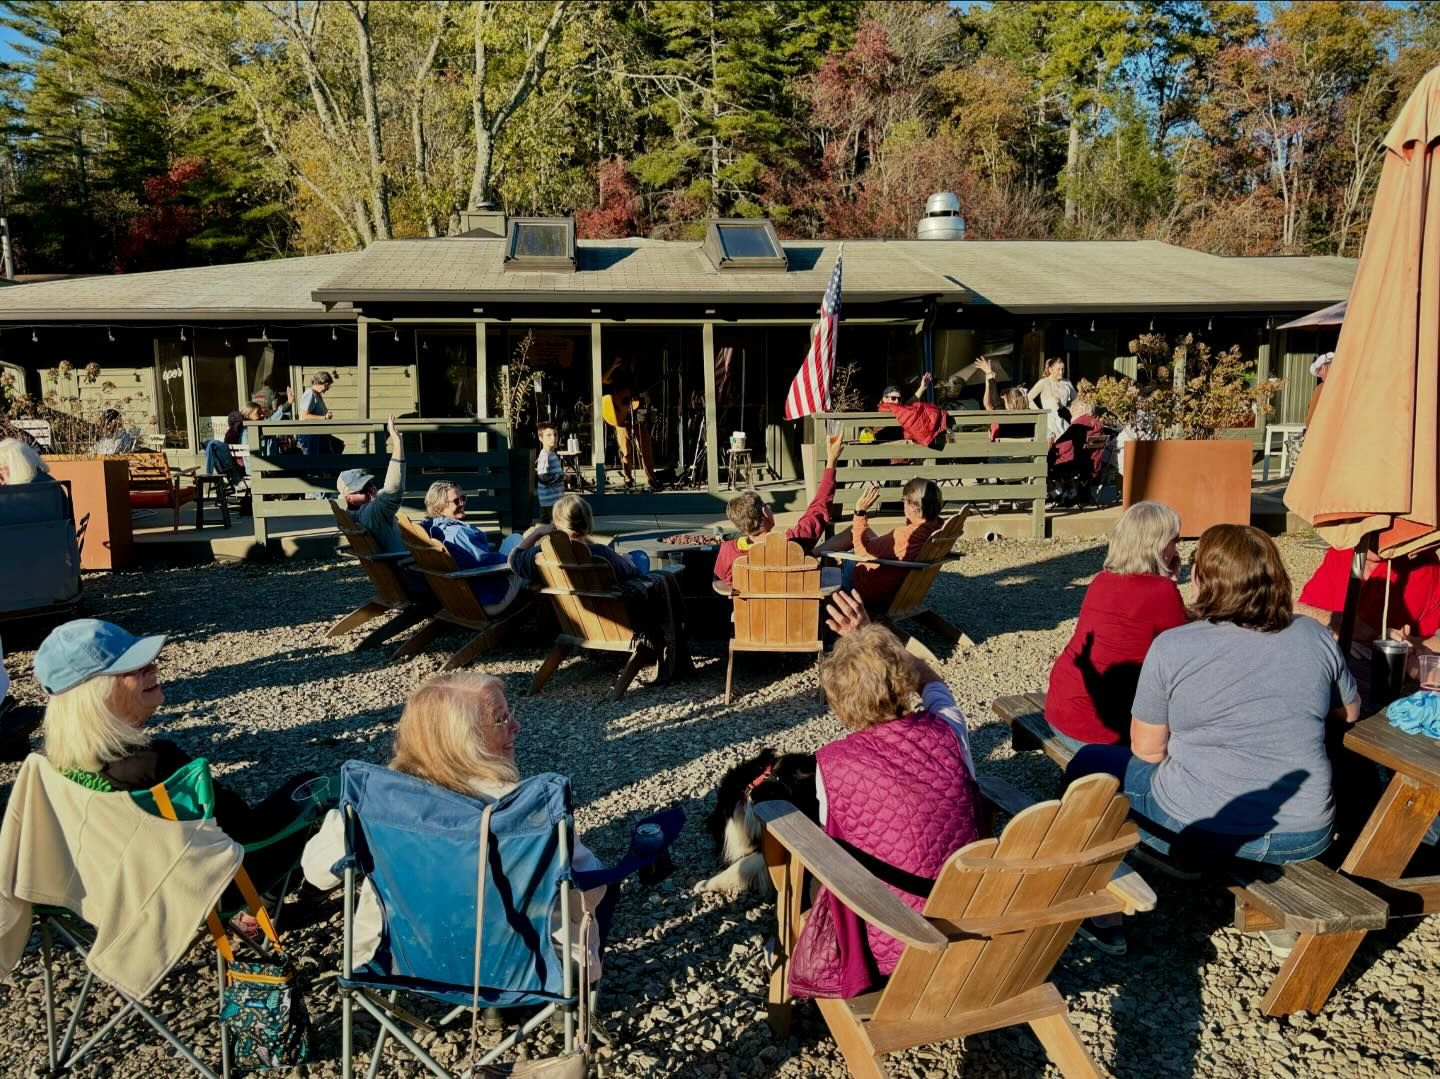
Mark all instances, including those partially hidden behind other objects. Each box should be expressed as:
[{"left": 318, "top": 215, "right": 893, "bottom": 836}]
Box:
[
  {"left": 468, "top": 802, "right": 591, "bottom": 1079},
  {"left": 151, "top": 782, "right": 312, "bottom": 1070}
]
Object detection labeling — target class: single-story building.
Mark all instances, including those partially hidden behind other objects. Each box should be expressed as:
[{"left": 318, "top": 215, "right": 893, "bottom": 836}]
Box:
[{"left": 0, "top": 212, "right": 1351, "bottom": 513}]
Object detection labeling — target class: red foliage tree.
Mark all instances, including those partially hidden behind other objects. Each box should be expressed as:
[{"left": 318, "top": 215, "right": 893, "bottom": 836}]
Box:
[
  {"left": 114, "top": 158, "right": 207, "bottom": 273},
  {"left": 576, "top": 157, "right": 648, "bottom": 239}
]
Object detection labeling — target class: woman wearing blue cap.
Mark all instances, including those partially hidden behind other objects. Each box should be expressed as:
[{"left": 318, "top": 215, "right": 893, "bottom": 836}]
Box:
[{"left": 34, "top": 619, "right": 319, "bottom": 917}]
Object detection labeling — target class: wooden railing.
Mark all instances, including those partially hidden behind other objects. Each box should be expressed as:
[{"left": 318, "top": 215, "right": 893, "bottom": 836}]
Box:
[
  {"left": 806, "top": 409, "right": 1050, "bottom": 539},
  {"left": 244, "top": 418, "right": 520, "bottom": 545}
]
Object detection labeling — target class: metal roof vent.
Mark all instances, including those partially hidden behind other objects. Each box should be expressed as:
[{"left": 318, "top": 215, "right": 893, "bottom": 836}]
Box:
[{"left": 917, "top": 192, "right": 965, "bottom": 240}]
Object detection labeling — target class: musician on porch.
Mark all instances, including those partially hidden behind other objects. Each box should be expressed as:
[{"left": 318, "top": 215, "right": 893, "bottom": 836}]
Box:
[{"left": 602, "top": 354, "right": 656, "bottom": 488}]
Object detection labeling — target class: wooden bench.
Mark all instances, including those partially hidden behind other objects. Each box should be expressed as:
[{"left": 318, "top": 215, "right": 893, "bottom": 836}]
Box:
[
  {"left": 808, "top": 409, "right": 1050, "bottom": 539},
  {"left": 116, "top": 450, "right": 226, "bottom": 531},
  {"left": 993, "top": 692, "right": 1389, "bottom": 1016}
]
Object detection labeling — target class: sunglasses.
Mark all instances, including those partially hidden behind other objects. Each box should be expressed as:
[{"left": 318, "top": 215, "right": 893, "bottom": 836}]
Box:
[{"left": 883, "top": 395, "right": 901, "bottom": 403}]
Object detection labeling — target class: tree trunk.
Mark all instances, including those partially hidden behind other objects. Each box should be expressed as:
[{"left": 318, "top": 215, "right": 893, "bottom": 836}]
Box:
[
  {"left": 411, "top": 16, "right": 448, "bottom": 239},
  {"left": 708, "top": 3, "right": 720, "bottom": 215},
  {"left": 347, "top": 3, "right": 391, "bottom": 240},
  {"left": 1064, "top": 111, "right": 1080, "bottom": 227}
]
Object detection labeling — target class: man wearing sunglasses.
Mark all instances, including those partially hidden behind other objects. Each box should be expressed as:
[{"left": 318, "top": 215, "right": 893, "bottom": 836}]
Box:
[{"left": 877, "top": 371, "right": 948, "bottom": 450}]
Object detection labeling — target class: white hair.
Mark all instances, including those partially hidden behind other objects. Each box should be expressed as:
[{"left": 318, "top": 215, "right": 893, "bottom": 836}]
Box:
[
  {"left": 42, "top": 676, "right": 151, "bottom": 774},
  {"left": 0, "top": 437, "right": 48, "bottom": 484},
  {"left": 1104, "top": 501, "right": 1181, "bottom": 577}
]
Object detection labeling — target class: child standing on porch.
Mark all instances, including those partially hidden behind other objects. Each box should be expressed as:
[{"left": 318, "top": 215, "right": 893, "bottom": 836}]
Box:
[{"left": 535, "top": 422, "right": 564, "bottom": 524}]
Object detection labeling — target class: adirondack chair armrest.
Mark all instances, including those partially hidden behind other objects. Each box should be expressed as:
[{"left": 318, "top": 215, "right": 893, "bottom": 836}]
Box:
[
  {"left": 754, "top": 800, "right": 947, "bottom": 952},
  {"left": 823, "top": 551, "right": 932, "bottom": 569},
  {"left": 933, "top": 891, "right": 1126, "bottom": 939},
  {"left": 977, "top": 774, "right": 1157, "bottom": 914},
  {"left": 538, "top": 586, "right": 625, "bottom": 599},
  {"left": 171, "top": 466, "right": 199, "bottom": 477},
  {"left": 443, "top": 565, "right": 514, "bottom": 579},
  {"left": 343, "top": 550, "right": 412, "bottom": 565}
]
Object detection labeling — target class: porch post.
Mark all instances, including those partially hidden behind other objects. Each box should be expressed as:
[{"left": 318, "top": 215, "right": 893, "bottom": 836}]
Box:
[
  {"left": 590, "top": 321, "right": 605, "bottom": 492},
  {"left": 475, "top": 321, "right": 489, "bottom": 452},
  {"left": 356, "top": 319, "right": 370, "bottom": 452},
  {"left": 702, "top": 321, "right": 720, "bottom": 495}
]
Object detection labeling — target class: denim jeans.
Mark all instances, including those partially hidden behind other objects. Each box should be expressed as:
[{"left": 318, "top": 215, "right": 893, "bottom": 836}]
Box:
[{"left": 1066, "top": 745, "right": 1332, "bottom": 865}]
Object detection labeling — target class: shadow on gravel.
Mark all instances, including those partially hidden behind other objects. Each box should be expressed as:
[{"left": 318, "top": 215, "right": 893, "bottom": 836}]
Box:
[{"left": 946, "top": 542, "right": 1108, "bottom": 644}]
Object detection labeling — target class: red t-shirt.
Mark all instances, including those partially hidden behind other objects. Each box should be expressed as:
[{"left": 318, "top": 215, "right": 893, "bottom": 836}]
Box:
[
  {"left": 1297, "top": 546, "right": 1440, "bottom": 643},
  {"left": 1046, "top": 571, "right": 1187, "bottom": 745}
]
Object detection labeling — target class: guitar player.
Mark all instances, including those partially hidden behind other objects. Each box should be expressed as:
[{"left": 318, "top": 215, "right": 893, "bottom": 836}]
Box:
[{"left": 602, "top": 354, "right": 657, "bottom": 488}]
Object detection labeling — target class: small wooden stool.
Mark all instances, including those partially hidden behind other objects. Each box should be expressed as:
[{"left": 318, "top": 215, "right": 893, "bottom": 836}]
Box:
[{"left": 726, "top": 448, "right": 753, "bottom": 489}]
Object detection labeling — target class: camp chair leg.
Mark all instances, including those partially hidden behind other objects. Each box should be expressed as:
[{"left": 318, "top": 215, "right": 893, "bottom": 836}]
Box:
[
  {"left": 341, "top": 985, "right": 354, "bottom": 1079},
  {"left": 56, "top": 967, "right": 95, "bottom": 1067},
  {"left": 355, "top": 605, "right": 426, "bottom": 650},
  {"left": 366, "top": 992, "right": 397, "bottom": 1079},
  {"left": 351, "top": 991, "right": 450, "bottom": 1079},
  {"left": 612, "top": 645, "right": 652, "bottom": 702},
  {"left": 441, "top": 625, "right": 503, "bottom": 672},
  {"left": 725, "top": 648, "right": 737, "bottom": 704},
  {"left": 40, "top": 919, "right": 56, "bottom": 1071},
  {"left": 1028, "top": 1002, "right": 1103, "bottom": 1079},
  {"left": 390, "top": 617, "right": 444, "bottom": 660},
  {"left": 531, "top": 640, "right": 576, "bottom": 695},
  {"left": 329, "top": 601, "right": 389, "bottom": 638}
]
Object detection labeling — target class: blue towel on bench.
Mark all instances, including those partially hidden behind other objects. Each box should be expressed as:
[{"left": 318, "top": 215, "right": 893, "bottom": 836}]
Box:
[{"left": 1387, "top": 691, "right": 1440, "bottom": 739}]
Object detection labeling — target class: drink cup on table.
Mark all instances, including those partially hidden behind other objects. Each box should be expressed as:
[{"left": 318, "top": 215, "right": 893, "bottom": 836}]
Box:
[
  {"left": 1419, "top": 653, "right": 1440, "bottom": 692},
  {"left": 1371, "top": 638, "right": 1412, "bottom": 706}
]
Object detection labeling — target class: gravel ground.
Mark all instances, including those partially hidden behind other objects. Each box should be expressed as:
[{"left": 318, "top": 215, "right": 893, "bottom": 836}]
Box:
[{"left": 0, "top": 534, "right": 1436, "bottom": 1078}]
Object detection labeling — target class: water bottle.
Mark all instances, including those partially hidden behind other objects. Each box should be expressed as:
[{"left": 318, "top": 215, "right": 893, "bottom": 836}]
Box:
[{"left": 631, "top": 821, "right": 673, "bottom": 886}]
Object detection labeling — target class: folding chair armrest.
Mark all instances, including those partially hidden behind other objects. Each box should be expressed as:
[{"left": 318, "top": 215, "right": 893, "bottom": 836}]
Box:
[{"left": 755, "top": 800, "right": 946, "bottom": 951}]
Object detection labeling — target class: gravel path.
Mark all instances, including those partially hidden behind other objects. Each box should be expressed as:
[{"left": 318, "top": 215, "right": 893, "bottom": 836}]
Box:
[{"left": 0, "top": 534, "right": 1436, "bottom": 1078}]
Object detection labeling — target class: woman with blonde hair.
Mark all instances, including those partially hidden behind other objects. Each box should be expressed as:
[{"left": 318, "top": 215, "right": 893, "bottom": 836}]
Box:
[
  {"left": 795, "top": 593, "right": 981, "bottom": 998},
  {"left": 303, "top": 671, "right": 609, "bottom": 973},
  {"left": 507, "top": 492, "right": 649, "bottom": 581},
  {"left": 1046, "top": 501, "right": 1187, "bottom": 759},
  {"left": 35, "top": 619, "right": 318, "bottom": 919},
  {"left": 0, "top": 436, "right": 52, "bottom": 485}
]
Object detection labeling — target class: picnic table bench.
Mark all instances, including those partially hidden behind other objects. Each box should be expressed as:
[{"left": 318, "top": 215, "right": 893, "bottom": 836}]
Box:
[{"left": 993, "top": 692, "right": 1389, "bottom": 1016}]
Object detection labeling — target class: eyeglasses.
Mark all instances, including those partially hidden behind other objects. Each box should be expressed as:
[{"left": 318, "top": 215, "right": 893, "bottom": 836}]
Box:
[{"left": 883, "top": 395, "right": 901, "bottom": 403}]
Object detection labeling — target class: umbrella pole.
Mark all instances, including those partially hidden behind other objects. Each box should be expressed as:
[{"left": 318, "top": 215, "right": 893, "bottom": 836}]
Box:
[{"left": 1338, "top": 533, "right": 1372, "bottom": 657}]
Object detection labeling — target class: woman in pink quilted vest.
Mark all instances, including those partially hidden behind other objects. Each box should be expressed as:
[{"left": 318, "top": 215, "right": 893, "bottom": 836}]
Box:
[{"left": 802, "top": 593, "right": 982, "bottom": 997}]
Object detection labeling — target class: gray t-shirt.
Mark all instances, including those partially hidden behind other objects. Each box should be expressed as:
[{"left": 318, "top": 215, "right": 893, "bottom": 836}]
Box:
[{"left": 1133, "top": 618, "right": 1357, "bottom": 836}]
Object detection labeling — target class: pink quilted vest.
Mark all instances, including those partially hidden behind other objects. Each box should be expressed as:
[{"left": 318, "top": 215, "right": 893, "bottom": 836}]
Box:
[{"left": 816, "top": 711, "right": 982, "bottom": 977}]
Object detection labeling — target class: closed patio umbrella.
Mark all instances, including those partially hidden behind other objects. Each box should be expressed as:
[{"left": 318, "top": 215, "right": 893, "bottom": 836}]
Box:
[
  {"left": 1278, "top": 299, "right": 1347, "bottom": 331},
  {"left": 1285, "top": 65, "right": 1440, "bottom": 562}
]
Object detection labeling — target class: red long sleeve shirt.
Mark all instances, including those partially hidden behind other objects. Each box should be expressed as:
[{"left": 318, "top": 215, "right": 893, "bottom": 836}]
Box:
[{"left": 714, "top": 466, "right": 837, "bottom": 585}]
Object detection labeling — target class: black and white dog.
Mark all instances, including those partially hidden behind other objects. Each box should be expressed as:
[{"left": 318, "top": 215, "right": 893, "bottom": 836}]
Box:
[{"left": 694, "top": 748, "right": 819, "bottom": 895}]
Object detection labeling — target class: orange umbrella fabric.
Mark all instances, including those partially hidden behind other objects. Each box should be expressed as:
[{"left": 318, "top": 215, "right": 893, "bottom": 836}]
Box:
[{"left": 1285, "top": 65, "right": 1440, "bottom": 559}]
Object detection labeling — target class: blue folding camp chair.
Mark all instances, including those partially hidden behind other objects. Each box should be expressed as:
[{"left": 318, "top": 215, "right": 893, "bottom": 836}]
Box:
[{"left": 336, "top": 762, "right": 590, "bottom": 1079}]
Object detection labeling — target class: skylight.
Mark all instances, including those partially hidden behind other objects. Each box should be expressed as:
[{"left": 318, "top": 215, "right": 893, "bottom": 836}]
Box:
[
  {"left": 703, "top": 219, "right": 787, "bottom": 272},
  {"left": 503, "top": 217, "right": 576, "bottom": 273}
]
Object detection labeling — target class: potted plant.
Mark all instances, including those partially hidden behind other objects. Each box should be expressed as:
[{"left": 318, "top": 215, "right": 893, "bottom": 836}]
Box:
[
  {"left": 2, "top": 362, "right": 139, "bottom": 569},
  {"left": 1079, "top": 334, "right": 1283, "bottom": 536}
]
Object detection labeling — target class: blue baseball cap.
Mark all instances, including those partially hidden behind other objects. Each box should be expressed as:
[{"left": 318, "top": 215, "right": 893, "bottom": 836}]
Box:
[{"left": 34, "top": 619, "right": 167, "bottom": 696}]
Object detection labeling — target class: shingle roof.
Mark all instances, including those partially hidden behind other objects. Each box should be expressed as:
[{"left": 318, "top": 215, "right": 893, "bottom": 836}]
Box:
[
  {"left": 0, "top": 238, "right": 1355, "bottom": 320},
  {"left": 309, "top": 237, "right": 1353, "bottom": 313},
  {"left": 0, "top": 253, "right": 361, "bottom": 319}
]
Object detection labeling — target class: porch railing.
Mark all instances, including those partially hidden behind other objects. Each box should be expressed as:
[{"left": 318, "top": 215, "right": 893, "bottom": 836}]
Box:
[
  {"left": 806, "top": 409, "right": 1049, "bottom": 539},
  {"left": 245, "top": 418, "right": 521, "bottom": 545}
]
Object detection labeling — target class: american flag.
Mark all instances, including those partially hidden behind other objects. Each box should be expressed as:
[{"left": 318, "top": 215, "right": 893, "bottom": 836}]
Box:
[{"left": 784, "top": 246, "right": 843, "bottom": 421}]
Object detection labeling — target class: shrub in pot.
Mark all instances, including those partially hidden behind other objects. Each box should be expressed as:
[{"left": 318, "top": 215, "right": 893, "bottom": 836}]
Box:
[{"left": 1078, "top": 334, "right": 1284, "bottom": 536}]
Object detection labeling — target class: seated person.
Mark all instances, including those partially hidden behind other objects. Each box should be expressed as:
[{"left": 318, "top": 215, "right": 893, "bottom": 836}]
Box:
[
  {"left": 876, "top": 372, "right": 947, "bottom": 450},
  {"left": 0, "top": 437, "right": 53, "bottom": 485},
  {"left": 1048, "top": 397, "right": 1108, "bottom": 504},
  {"left": 1067, "top": 525, "right": 1359, "bottom": 955},
  {"left": 801, "top": 591, "right": 981, "bottom": 996},
  {"left": 421, "top": 480, "right": 521, "bottom": 610},
  {"left": 815, "top": 477, "right": 949, "bottom": 609},
  {"left": 979, "top": 357, "right": 1034, "bottom": 441},
  {"left": 92, "top": 409, "right": 141, "bottom": 455},
  {"left": 303, "top": 671, "right": 609, "bottom": 978},
  {"left": 35, "top": 619, "right": 319, "bottom": 924},
  {"left": 337, "top": 414, "right": 405, "bottom": 554},
  {"left": 1295, "top": 543, "right": 1440, "bottom": 668},
  {"left": 226, "top": 405, "right": 264, "bottom": 445},
  {"left": 508, "top": 493, "right": 648, "bottom": 583},
  {"left": 1047, "top": 501, "right": 1185, "bottom": 754},
  {"left": 713, "top": 433, "right": 843, "bottom": 591}
]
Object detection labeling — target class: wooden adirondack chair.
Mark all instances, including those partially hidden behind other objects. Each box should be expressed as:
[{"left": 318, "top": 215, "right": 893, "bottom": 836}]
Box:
[
  {"left": 529, "top": 531, "right": 652, "bottom": 702},
  {"left": 758, "top": 773, "right": 1145, "bottom": 1079},
  {"left": 393, "top": 515, "right": 526, "bottom": 670},
  {"left": 727, "top": 532, "right": 834, "bottom": 704},
  {"left": 871, "top": 511, "right": 972, "bottom": 651},
  {"left": 327, "top": 501, "right": 433, "bottom": 651}
]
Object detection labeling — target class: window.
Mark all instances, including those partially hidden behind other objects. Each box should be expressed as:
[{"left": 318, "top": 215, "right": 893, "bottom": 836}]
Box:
[
  {"left": 703, "top": 219, "right": 787, "bottom": 271},
  {"left": 503, "top": 217, "right": 576, "bottom": 273}
]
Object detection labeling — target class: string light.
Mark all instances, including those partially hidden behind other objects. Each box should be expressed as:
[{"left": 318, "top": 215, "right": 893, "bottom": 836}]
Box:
[
  {"left": 1207, "top": 317, "right": 1213, "bottom": 331},
  {"left": 261, "top": 327, "right": 269, "bottom": 342},
  {"left": 180, "top": 326, "right": 187, "bottom": 341},
  {"left": 393, "top": 328, "right": 400, "bottom": 342},
  {"left": 31, "top": 329, "right": 37, "bottom": 343},
  {"left": 1148, "top": 318, "right": 1155, "bottom": 332},
  {"left": 1090, "top": 320, "right": 1095, "bottom": 332},
  {"left": 107, "top": 327, "right": 114, "bottom": 343},
  {"left": 331, "top": 327, "right": 337, "bottom": 341}
]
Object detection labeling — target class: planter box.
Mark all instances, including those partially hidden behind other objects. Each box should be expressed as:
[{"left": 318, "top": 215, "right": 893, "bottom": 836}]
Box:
[
  {"left": 46, "top": 457, "right": 134, "bottom": 570},
  {"left": 1122, "top": 439, "right": 1252, "bottom": 538}
]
